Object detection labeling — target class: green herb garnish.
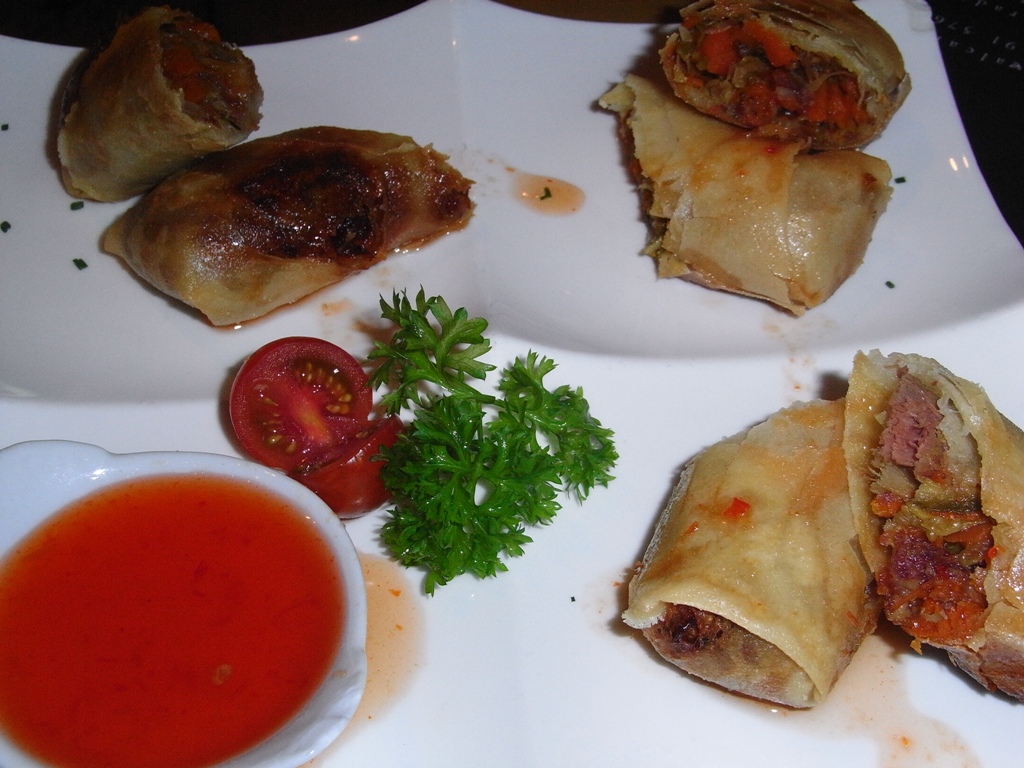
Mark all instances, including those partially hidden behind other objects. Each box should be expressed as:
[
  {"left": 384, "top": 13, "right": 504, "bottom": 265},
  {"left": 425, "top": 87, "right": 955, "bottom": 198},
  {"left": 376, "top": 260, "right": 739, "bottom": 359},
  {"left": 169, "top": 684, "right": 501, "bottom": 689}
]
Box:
[
  {"left": 73, "top": 258, "right": 88, "bottom": 270},
  {"left": 70, "top": 201, "right": 85, "bottom": 210},
  {"left": 369, "top": 289, "right": 617, "bottom": 594},
  {"left": 0, "top": 221, "right": 9, "bottom": 233},
  {"left": 539, "top": 186, "right": 552, "bottom": 200}
]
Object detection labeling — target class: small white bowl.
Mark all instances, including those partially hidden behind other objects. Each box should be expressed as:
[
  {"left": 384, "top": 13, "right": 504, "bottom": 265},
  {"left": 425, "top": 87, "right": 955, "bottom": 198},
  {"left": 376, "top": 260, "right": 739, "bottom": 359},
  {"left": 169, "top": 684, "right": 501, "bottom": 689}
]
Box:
[{"left": 0, "top": 440, "right": 367, "bottom": 768}]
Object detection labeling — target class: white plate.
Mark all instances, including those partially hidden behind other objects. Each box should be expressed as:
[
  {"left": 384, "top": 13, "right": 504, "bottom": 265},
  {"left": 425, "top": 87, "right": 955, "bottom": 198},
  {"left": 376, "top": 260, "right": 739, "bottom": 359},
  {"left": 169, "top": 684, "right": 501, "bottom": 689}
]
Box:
[
  {"left": 0, "top": 0, "right": 1021, "bottom": 402},
  {"left": 1, "top": 1, "right": 1022, "bottom": 767}
]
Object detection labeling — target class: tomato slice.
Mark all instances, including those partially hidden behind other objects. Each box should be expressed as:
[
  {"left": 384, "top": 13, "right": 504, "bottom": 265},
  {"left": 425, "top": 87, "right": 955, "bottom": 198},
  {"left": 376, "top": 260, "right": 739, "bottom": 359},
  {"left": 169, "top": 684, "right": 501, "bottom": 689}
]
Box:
[
  {"left": 291, "top": 416, "right": 404, "bottom": 518},
  {"left": 229, "top": 337, "right": 374, "bottom": 472}
]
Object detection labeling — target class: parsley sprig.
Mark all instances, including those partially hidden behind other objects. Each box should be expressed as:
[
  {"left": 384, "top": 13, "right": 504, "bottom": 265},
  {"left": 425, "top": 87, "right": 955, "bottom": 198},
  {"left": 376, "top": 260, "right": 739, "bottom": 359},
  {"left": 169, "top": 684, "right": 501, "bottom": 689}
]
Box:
[{"left": 369, "top": 289, "right": 617, "bottom": 594}]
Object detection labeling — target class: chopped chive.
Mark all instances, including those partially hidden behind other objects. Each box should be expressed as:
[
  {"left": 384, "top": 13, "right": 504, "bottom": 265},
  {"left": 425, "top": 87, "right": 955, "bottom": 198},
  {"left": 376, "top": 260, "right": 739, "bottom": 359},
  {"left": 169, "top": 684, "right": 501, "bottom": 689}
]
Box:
[
  {"left": 73, "top": 258, "right": 89, "bottom": 270},
  {"left": 1, "top": 124, "right": 8, "bottom": 131},
  {"left": 70, "top": 201, "right": 85, "bottom": 210},
  {"left": 539, "top": 186, "right": 552, "bottom": 200},
  {"left": 894, "top": 176, "right": 906, "bottom": 183},
  {"left": 885, "top": 280, "right": 895, "bottom": 289},
  {"left": 0, "top": 221, "right": 10, "bottom": 233}
]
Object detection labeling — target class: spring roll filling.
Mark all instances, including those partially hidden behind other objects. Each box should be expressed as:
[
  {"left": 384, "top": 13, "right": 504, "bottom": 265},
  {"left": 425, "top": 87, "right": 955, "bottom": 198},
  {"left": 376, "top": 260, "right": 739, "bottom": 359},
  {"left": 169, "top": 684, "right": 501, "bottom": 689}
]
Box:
[
  {"left": 158, "top": 15, "right": 258, "bottom": 131},
  {"left": 869, "top": 370, "right": 995, "bottom": 645},
  {"left": 666, "top": 15, "right": 868, "bottom": 136}
]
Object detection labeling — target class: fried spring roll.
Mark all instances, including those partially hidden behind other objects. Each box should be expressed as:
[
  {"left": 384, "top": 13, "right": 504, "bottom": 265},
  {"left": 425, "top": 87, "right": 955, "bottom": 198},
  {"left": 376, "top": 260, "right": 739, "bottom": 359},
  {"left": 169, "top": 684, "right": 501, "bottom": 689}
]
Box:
[
  {"left": 662, "top": 0, "right": 910, "bottom": 149},
  {"left": 845, "top": 351, "right": 1024, "bottom": 701},
  {"left": 600, "top": 75, "right": 891, "bottom": 314},
  {"left": 103, "top": 126, "right": 474, "bottom": 326},
  {"left": 58, "top": 6, "right": 263, "bottom": 201},
  {"left": 625, "top": 399, "right": 879, "bottom": 707}
]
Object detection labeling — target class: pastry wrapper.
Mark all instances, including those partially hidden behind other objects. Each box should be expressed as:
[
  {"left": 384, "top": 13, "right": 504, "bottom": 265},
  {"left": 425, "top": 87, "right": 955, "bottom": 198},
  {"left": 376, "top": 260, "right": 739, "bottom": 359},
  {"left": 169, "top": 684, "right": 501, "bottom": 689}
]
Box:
[
  {"left": 103, "top": 126, "right": 473, "bottom": 326},
  {"left": 58, "top": 6, "right": 263, "bottom": 201},
  {"left": 844, "top": 351, "right": 1024, "bottom": 701},
  {"left": 662, "top": 0, "right": 910, "bottom": 149},
  {"left": 625, "top": 399, "right": 879, "bottom": 707},
  {"left": 599, "top": 75, "right": 891, "bottom": 314}
]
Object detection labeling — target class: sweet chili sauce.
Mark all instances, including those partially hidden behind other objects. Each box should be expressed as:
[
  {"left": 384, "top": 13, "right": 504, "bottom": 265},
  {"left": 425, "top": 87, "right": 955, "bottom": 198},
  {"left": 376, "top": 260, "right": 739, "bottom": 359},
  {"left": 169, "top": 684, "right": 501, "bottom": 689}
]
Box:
[{"left": 0, "top": 474, "right": 345, "bottom": 768}]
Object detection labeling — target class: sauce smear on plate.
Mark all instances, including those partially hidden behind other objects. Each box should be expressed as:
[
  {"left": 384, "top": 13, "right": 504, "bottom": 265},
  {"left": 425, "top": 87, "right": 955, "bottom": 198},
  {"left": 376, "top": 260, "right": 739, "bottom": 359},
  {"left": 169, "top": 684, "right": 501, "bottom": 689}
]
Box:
[
  {"left": 511, "top": 170, "right": 585, "bottom": 215},
  {"left": 0, "top": 474, "right": 344, "bottom": 768}
]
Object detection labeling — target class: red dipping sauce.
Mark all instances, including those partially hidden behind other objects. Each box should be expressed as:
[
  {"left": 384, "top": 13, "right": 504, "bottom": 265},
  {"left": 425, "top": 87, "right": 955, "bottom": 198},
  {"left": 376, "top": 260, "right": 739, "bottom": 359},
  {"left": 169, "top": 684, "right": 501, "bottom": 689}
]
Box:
[{"left": 0, "top": 474, "right": 345, "bottom": 768}]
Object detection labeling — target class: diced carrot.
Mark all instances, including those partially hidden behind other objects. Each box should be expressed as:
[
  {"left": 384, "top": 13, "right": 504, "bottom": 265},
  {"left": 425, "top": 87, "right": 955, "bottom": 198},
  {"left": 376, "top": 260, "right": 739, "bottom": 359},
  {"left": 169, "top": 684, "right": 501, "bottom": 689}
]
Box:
[
  {"left": 870, "top": 492, "right": 903, "bottom": 518},
  {"left": 162, "top": 46, "right": 207, "bottom": 104},
  {"left": 888, "top": 579, "right": 986, "bottom": 643},
  {"left": 806, "top": 77, "right": 867, "bottom": 128},
  {"left": 699, "top": 27, "right": 741, "bottom": 76},
  {"left": 162, "top": 45, "right": 203, "bottom": 80},
  {"left": 743, "top": 20, "right": 797, "bottom": 67},
  {"left": 828, "top": 81, "right": 851, "bottom": 124},
  {"left": 806, "top": 82, "right": 831, "bottom": 123}
]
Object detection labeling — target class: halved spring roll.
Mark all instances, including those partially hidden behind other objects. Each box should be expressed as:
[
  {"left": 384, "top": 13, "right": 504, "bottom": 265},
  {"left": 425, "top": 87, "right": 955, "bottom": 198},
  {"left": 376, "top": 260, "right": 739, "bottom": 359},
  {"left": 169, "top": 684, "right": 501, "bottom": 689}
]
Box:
[
  {"left": 103, "top": 126, "right": 474, "bottom": 326},
  {"left": 845, "top": 351, "right": 1024, "bottom": 701},
  {"left": 662, "top": 0, "right": 910, "bottom": 149},
  {"left": 58, "top": 6, "right": 263, "bottom": 201},
  {"left": 625, "top": 399, "right": 880, "bottom": 707},
  {"left": 599, "top": 75, "right": 892, "bottom": 314}
]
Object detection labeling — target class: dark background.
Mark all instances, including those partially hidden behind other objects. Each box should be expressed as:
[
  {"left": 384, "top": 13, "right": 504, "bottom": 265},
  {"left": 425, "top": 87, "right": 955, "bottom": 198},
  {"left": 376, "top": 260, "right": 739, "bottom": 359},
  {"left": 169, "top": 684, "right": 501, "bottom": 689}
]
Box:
[
  {"left": 0, "top": 0, "right": 680, "bottom": 44},
  {"left": 0, "top": 1, "right": 428, "bottom": 46},
  {"left": 1, "top": 0, "right": 1020, "bottom": 246},
  {"left": 925, "top": 0, "right": 1023, "bottom": 247}
]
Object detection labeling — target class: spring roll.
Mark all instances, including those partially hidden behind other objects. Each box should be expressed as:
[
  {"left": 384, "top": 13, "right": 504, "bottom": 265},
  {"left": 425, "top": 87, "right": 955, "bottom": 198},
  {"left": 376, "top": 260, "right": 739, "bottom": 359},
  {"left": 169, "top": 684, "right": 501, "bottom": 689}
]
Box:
[
  {"left": 58, "top": 6, "right": 263, "bottom": 202},
  {"left": 599, "top": 75, "right": 891, "bottom": 314},
  {"left": 661, "top": 0, "right": 909, "bottom": 149},
  {"left": 844, "top": 351, "right": 1024, "bottom": 701},
  {"left": 625, "top": 399, "right": 879, "bottom": 707},
  {"left": 103, "top": 126, "right": 474, "bottom": 326}
]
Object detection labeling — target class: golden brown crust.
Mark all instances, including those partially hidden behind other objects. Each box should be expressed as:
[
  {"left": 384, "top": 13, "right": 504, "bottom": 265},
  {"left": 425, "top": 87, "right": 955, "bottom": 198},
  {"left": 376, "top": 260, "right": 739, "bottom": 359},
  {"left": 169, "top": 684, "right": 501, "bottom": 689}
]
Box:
[
  {"left": 57, "top": 6, "right": 263, "bottom": 201},
  {"left": 662, "top": 0, "right": 909, "bottom": 149},
  {"left": 103, "top": 126, "right": 474, "bottom": 326},
  {"left": 844, "top": 351, "right": 1024, "bottom": 701},
  {"left": 625, "top": 399, "right": 879, "bottom": 707},
  {"left": 949, "top": 605, "right": 1024, "bottom": 700},
  {"left": 599, "top": 75, "right": 891, "bottom": 314}
]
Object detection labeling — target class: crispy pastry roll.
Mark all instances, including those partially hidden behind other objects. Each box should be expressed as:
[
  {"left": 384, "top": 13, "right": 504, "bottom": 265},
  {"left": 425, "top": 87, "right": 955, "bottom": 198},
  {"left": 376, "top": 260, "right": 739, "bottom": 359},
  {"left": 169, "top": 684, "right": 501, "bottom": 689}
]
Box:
[
  {"left": 599, "top": 76, "right": 891, "bottom": 314},
  {"left": 103, "top": 126, "right": 474, "bottom": 326},
  {"left": 624, "top": 399, "right": 879, "bottom": 707},
  {"left": 845, "top": 351, "right": 1024, "bottom": 701},
  {"left": 58, "top": 6, "right": 263, "bottom": 201},
  {"left": 661, "top": 0, "right": 909, "bottom": 149}
]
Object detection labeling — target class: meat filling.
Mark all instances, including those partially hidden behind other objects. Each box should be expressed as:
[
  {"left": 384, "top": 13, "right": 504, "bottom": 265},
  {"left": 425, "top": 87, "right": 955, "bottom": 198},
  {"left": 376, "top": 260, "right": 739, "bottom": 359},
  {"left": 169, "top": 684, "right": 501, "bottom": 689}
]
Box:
[
  {"left": 870, "top": 371, "right": 993, "bottom": 644},
  {"left": 646, "top": 604, "right": 728, "bottom": 657}
]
